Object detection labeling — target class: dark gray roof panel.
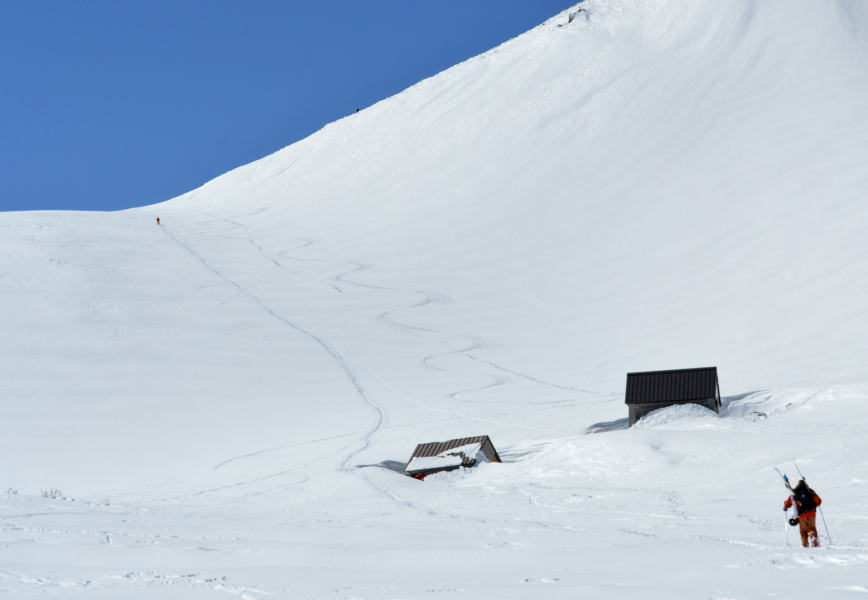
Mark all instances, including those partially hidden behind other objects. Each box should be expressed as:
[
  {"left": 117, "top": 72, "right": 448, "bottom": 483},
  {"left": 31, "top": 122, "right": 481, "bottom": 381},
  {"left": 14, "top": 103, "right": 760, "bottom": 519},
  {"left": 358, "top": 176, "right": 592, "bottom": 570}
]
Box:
[
  {"left": 625, "top": 367, "right": 718, "bottom": 405},
  {"left": 411, "top": 436, "right": 493, "bottom": 457}
]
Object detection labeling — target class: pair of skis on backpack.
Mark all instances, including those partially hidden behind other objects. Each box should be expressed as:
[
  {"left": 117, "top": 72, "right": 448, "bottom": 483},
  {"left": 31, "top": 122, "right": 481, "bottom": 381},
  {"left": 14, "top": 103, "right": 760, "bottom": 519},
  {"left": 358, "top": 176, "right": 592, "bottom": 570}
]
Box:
[{"left": 774, "top": 465, "right": 802, "bottom": 527}]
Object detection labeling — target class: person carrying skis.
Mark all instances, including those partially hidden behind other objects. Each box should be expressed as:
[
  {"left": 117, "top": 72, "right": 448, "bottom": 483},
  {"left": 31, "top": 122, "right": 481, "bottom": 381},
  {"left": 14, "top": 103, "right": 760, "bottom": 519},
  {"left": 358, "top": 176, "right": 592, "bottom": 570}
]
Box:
[{"left": 784, "top": 479, "right": 822, "bottom": 547}]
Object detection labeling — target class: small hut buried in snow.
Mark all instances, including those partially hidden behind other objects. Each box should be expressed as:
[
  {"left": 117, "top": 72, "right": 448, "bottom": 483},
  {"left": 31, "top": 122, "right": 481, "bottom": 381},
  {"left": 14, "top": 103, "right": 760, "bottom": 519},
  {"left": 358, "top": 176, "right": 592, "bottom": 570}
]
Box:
[
  {"left": 404, "top": 436, "right": 501, "bottom": 479},
  {"left": 625, "top": 367, "right": 721, "bottom": 426}
]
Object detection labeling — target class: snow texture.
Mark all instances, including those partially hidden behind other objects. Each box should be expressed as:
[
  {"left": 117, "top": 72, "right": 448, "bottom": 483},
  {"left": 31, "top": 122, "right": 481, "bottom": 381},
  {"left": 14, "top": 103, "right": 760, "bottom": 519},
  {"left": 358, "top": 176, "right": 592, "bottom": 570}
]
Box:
[{"left": 2, "top": 0, "right": 868, "bottom": 597}]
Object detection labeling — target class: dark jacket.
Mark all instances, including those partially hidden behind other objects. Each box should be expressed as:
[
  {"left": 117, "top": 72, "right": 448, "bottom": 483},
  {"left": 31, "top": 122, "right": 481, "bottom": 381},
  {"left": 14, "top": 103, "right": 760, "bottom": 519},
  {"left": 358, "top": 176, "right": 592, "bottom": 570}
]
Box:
[{"left": 784, "top": 481, "right": 822, "bottom": 517}]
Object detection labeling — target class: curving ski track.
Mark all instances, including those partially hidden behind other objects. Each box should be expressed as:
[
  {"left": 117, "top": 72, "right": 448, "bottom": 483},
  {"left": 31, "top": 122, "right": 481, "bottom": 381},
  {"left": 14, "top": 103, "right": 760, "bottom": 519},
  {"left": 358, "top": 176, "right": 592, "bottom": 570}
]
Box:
[{"left": 159, "top": 224, "right": 384, "bottom": 479}]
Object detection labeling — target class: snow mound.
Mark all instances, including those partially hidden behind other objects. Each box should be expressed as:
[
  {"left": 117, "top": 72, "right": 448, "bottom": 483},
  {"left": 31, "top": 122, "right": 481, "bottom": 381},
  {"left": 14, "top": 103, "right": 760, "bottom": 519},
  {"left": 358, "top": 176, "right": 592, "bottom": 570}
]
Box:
[
  {"left": 405, "top": 442, "right": 485, "bottom": 474},
  {"left": 633, "top": 402, "right": 720, "bottom": 429}
]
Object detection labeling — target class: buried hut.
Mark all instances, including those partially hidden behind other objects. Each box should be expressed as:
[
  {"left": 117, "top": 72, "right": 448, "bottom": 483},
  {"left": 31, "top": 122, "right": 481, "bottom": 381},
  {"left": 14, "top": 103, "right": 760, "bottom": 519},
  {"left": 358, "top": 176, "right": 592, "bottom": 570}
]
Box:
[
  {"left": 625, "top": 366, "right": 721, "bottom": 426},
  {"left": 404, "top": 435, "right": 501, "bottom": 479}
]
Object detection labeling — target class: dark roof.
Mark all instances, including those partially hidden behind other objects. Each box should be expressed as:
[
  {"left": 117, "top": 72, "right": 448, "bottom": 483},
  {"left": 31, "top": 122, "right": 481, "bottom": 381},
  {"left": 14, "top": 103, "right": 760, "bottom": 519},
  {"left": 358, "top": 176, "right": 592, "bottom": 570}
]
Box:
[
  {"left": 404, "top": 435, "right": 501, "bottom": 474},
  {"left": 625, "top": 367, "right": 718, "bottom": 405}
]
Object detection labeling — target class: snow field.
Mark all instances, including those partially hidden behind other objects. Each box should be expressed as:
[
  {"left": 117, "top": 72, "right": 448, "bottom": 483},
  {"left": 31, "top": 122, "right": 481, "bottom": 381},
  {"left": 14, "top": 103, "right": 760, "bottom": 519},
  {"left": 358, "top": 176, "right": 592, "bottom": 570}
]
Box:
[{"left": 3, "top": 386, "right": 867, "bottom": 598}]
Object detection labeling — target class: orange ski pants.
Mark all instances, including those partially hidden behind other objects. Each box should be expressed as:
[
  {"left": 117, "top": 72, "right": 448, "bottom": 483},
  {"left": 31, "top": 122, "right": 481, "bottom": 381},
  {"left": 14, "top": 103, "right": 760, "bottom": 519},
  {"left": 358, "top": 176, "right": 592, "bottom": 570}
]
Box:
[{"left": 799, "top": 514, "right": 819, "bottom": 547}]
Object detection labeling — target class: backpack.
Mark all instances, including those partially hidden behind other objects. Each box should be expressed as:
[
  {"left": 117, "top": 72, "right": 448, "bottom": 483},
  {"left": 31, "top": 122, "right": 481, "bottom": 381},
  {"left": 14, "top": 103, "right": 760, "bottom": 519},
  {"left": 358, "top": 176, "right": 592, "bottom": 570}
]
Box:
[{"left": 794, "top": 486, "right": 817, "bottom": 513}]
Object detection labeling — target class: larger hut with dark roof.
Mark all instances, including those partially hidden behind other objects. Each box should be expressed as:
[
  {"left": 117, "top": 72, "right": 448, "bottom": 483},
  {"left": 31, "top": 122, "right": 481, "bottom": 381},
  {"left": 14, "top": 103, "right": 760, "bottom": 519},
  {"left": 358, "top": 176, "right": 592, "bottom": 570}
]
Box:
[{"left": 625, "top": 367, "right": 721, "bottom": 426}]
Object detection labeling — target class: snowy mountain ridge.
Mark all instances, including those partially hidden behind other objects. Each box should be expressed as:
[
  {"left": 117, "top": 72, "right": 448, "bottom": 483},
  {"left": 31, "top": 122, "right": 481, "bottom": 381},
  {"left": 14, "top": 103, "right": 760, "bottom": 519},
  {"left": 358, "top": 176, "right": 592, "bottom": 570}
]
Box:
[{"left": 2, "top": 0, "right": 868, "bottom": 597}]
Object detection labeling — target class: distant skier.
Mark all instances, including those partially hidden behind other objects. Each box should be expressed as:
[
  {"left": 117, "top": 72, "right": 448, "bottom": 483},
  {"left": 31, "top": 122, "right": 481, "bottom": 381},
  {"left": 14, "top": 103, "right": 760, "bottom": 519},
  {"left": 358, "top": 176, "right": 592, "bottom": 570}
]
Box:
[
  {"left": 156, "top": 217, "right": 161, "bottom": 225},
  {"left": 784, "top": 479, "right": 823, "bottom": 547}
]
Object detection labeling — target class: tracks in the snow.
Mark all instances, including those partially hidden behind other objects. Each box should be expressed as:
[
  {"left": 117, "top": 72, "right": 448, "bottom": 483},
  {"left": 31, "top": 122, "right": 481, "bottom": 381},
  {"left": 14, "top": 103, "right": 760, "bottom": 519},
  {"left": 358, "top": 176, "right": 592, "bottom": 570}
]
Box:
[
  {"left": 159, "top": 213, "right": 588, "bottom": 507},
  {"left": 159, "top": 224, "right": 384, "bottom": 483}
]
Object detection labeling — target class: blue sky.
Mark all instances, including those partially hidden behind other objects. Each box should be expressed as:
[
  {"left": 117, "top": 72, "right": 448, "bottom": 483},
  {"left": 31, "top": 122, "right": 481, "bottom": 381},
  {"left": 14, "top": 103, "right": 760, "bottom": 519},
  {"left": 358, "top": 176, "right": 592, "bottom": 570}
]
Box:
[{"left": 0, "top": 1, "right": 578, "bottom": 212}]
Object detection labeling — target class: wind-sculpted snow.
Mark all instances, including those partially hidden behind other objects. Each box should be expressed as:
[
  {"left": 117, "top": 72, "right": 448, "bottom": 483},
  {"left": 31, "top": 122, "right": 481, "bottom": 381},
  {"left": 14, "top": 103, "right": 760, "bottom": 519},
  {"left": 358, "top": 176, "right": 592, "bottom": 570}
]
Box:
[{"left": 2, "top": 0, "right": 868, "bottom": 597}]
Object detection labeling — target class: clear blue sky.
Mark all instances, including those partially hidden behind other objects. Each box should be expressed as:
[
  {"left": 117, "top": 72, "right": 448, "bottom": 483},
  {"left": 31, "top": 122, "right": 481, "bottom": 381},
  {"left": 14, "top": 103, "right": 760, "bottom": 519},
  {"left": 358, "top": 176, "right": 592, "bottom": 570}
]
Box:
[{"left": 0, "top": 1, "right": 578, "bottom": 212}]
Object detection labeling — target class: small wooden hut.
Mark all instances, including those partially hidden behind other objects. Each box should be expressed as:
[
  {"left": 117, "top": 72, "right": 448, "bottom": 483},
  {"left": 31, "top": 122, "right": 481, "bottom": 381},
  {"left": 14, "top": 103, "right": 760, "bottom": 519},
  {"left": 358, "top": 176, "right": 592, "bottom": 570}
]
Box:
[
  {"left": 404, "top": 435, "right": 501, "bottom": 479},
  {"left": 625, "top": 366, "right": 721, "bottom": 426}
]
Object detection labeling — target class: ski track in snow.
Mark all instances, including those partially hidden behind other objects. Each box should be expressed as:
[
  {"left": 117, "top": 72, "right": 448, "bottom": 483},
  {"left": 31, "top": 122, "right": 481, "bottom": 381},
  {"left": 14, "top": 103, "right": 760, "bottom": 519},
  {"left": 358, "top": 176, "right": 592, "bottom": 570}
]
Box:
[
  {"left": 214, "top": 213, "right": 581, "bottom": 436},
  {"left": 272, "top": 232, "right": 584, "bottom": 402},
  {"left": 212, "top": 414, "right": 459, "bottom": 472},
  {"left": 0, "top": 565, "right": 268, "bottom": 598},
  {"left": 189, "top": 215, "right": 852, "bottom": 546},
  {"left": 174, "top": 214, "right": 594, "bottom": 520},
  {"left": 219, "top": 220, "right": 710, "bottom": 538},
  {"left": 158, "top": 224, "right": 385, "bottom": 485},
  {"left": 159, "top": 219, "right": 500, "bottom": 523},
  {"left": 375, "top": 374, "right": 568, "bottom": 436}
]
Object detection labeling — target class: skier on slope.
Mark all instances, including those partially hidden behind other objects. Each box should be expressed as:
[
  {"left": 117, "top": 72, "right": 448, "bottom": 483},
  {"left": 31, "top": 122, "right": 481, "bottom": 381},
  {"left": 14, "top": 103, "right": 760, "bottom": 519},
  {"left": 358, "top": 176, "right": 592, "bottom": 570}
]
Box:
[{"left": 784, "top": 479, "right": 823, "bottom": 547}]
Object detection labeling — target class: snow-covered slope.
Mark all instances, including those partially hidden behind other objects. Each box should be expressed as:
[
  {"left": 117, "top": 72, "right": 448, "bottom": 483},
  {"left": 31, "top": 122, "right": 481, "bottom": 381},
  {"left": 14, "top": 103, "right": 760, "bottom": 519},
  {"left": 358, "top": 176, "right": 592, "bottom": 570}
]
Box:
[
  {"left": 3, "top": 0, "right": 868, "bottom": 597},
  {"left": 157, "top": 0, "right": 868, "bottom": 394}
]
